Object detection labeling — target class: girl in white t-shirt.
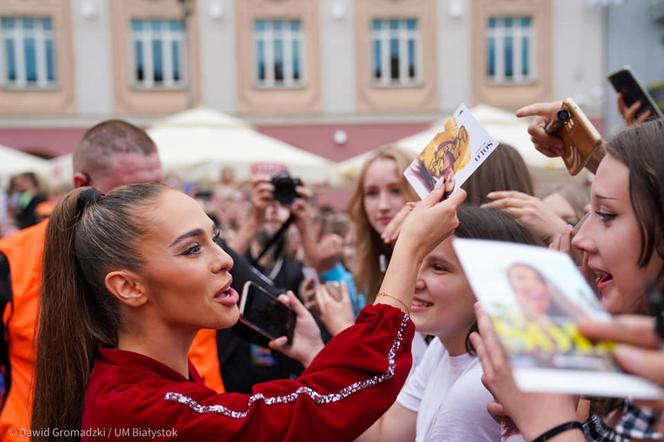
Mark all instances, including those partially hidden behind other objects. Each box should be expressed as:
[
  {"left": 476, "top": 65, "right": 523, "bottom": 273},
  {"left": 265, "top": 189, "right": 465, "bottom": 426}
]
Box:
[{"left": 357, "top": 206, "right": 541, "bottom": 442}]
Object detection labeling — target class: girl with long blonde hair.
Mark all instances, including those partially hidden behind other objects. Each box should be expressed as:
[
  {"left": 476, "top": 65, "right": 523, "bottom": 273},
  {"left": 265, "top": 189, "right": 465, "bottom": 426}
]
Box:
[{"left": 347, "top": 145, "right": 419, "bottom": 303}]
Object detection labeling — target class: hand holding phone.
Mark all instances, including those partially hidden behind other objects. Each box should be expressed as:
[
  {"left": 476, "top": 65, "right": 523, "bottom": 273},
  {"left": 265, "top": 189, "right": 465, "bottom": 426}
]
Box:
[
  {"left": 267, "top": 291, "right": 325, "bottom": 368},
  {"left": 239, "top": 281, "right": 296, "bottom": 344},
  {"left": 555, "top": 98, "right": 603, "bottom": 175},
  {"left": 609, "top": 66, "right": 663, "bottom": 122}
]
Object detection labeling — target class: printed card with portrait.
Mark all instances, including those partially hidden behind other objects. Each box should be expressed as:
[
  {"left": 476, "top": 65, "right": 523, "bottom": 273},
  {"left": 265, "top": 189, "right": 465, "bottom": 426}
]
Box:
[
  {"left": 403, "top": 104, "right": 499, "bottom": 199},
  {"left": 453, "top": 238, "right": 662, "bottom": 399}
]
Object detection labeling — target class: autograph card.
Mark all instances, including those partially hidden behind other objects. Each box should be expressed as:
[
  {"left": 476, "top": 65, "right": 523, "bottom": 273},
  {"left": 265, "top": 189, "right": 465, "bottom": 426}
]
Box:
[{"left": 404, "top": 104, "right": 499, "bottom": 199}]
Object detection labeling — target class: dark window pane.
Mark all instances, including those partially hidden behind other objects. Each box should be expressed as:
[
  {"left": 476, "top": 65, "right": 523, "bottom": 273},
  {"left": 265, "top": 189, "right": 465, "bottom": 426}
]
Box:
[
  {"left": 273, "top": 20, "right": 283, "bottom": 32},
  {"left": 389, "top": 19, "right": 398, "bottom": 30},
  {"left": 406, "top": 19, "right": 416, "bottom": 30},
  {"left": 488, "top": 17, "right": 496, "bottom": 28},
  {"left": 4, "top": 39, "right": 15, "bottom": 81},
  {"left": 46, "top": 38, "right": 55, "bottom": 81},
  {"left": 134, "top": 41, "right": 144, "bottom": 81},
  {"left": 172, "top": 41, "right": 180, "bottom": 81},
  {"left": 390, "top": 37, "right": 399, "bottom": 80},
  {"left": 170, "top": 20, "right": 183, "bottom": 31},
  {"left": 150, "top": 20, "right": 161, "bottom": 31},
  {"left": 487, "top": 36, "right": 495, "bottom": 77},
  {"left": 372, "top": 20, "right": 381, "bottom": 31},
  {"left": 23, "top": 18, "right": 34, "bottom": 30},
  {"left": 408, "top": 39, "right": 416, "bottom": 79},
  {"left": 1, "top": 18, "right": 15, "bottom": 30},
  {"left": 43, "top": 18, "right": 53, "bottom": 31},
  {"left": 373, "top": 39, "right": 381, "bottom": 79},
  {"left": 292, "top": 40, "right": 300, "bottom": 81},
  {"left": 291, "top": 20, "right": 300, "bottom": 31},
  {"left": 504, "top": 18, "right": 513, "bottom": 28},
  {"left": 131, "top": 20, "right": 143, "bottom": 32},
  {"left": 24, "top": 37, "right": 36, "bottom": 82},
  {"left": 153, "top": 40, "right": 163, "bottom": 83},
  {"left": 521, "top": 17, "right": 531, "bottom": 27},
  {"left": 274, "top": 38, "right": 283, "bottom": 82},
  {"left": 522, "top": 36, "right": 529, "bottom": 76},
  {"left": 256, "top": 40, "right": 265, "bottom": 81},
  {"left": 255, "top": 20, "right": 265, "bottom": 32},
  {"left": 504, "top": 36, "right": 513, "bottom": 78}
]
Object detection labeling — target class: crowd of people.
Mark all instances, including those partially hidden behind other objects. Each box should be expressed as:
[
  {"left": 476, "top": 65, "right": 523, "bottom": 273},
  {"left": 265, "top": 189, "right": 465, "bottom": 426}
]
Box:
[{"left": 0, "top": 92, "right": 662, "bottom": 442}]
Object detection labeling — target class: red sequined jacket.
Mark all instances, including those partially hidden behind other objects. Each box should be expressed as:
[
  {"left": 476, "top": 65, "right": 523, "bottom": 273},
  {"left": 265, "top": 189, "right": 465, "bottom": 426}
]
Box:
[{"left": 81, "top": 304, "right": 414, "bottom": 441}]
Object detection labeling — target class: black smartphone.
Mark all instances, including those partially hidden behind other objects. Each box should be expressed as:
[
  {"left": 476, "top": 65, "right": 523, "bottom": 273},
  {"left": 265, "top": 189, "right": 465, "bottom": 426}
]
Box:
[
  {"left": 646, "top": 283, "right": 664, "bottom": 345},
  {"left": 608, "top": 66, "right": 663, "bottom": 120},
  {"left": 239, "top": 281, "right": 296, "bottom": 344}
]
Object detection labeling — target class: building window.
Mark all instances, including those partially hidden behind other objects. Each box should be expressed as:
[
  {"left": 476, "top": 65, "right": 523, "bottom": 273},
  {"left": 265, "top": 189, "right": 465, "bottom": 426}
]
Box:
[
  {"left": 131, "top": 19, "right": 186, "bottom": 89},
  {"left": 371, "top": 19, "right": 420, "bottom": 86},
  {"left": 254, "top": 19, "right": 303, "bottom": 88},
  {"left": 487, "top": 17, "right": 535, "bottom": 84},
  {"left": 0, "top": 17, "right": 56, "bottom": 89}
]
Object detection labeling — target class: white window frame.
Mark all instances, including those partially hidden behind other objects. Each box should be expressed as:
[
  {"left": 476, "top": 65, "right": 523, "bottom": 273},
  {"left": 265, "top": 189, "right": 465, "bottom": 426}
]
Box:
[
  {"left": 130, "top": 19, "right": 187, "bottom": 90},
  {"left": 0, "top": 17, "right": 56, "bottom": 89},
  {"left": 486, "top": 17, "right": 536, "bottom": 85},
  {"left": 253, "top": 19, "right": 304, "bottom": 88},
  {"left": 370, "top": 18, "right": 422, "bottom": 87}
]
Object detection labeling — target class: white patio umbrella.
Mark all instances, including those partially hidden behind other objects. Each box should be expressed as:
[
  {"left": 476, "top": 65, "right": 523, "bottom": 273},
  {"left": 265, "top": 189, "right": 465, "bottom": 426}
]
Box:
[
  {"left": 0, "top": 144, "right": 50, "bottom": 186},
  {"left": 149, "top": 107, "right": 334, "bottom": 183},
  {"left": 49, "top": 153, "right": 73, "bottom": 189},
  {"left": 336, "top": 104, "right": 570, "bottom": 185}
]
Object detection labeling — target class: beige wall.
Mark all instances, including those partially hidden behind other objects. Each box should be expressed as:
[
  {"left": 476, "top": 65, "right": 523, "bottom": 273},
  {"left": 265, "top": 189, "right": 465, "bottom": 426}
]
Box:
[
  {"left": 355, "top": 0, "right": 438, "bottom": 113},
  {"left": 0, "top": 0, "right": 76, "bottom": 115},
  {"left": 471, "top": 0, "right": 552, "bottom": 109},
  {"left": 235, "top": 0, "right": 321, "bottom": 116},
  {"left": 110, "top": 0, "right": 201, "bottom": 115}
]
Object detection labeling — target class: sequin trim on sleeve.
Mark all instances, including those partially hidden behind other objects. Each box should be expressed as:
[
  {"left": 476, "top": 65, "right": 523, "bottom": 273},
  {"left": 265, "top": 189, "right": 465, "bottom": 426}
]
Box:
[{"left": 164, "top": 312, "right": 410, "bottom": 419}]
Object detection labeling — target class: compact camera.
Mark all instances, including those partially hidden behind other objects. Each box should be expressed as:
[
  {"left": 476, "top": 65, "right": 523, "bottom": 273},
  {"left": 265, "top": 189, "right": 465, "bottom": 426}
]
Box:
[{"left": 271, "top": 172, "right": 302, "bottom": 206}]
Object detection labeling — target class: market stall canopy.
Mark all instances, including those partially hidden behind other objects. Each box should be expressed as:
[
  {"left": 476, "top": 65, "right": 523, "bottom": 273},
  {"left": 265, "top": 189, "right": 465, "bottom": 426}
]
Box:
[
  {"left": 149, "top": 107, "right": 334, "bottom": 183},
  {"left": 0, "top": 144, "right": 50, "bottom": 186},
  {"left": 336, "top": 104, "right": 569, "bottom": 185}
]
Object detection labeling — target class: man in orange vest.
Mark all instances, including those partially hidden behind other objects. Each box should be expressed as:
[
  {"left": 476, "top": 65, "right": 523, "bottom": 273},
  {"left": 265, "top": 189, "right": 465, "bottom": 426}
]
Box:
[{"left": 0, "top": 120, "right": 224, "bottom": 440}]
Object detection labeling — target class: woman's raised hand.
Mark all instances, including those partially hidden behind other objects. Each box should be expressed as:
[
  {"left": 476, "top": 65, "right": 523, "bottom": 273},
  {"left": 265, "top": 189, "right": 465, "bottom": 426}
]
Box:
[
  {"left": 315, "top": 282, "right": 355, "bottom": 336},
  {"left": 380, "top": 202, "right": 416, "bottom": 245},
  {"left": 396, "top": 186, "right": 466, "bottom": 261},
  {"left": 482, "top": 190, "right": 569, "bottom": 243}
]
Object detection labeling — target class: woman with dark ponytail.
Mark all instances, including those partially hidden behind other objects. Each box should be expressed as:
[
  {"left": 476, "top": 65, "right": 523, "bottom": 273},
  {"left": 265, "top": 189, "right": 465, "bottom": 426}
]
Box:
[
  {"left": 33, "top": 185, "right": 159, "bottom": 437},
  {"left": 32, "top": 183, "right": 465, "bottom": 441}
]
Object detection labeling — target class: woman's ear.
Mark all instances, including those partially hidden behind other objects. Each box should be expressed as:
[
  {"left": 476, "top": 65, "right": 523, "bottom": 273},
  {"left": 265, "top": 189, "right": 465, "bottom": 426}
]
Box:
[{"left": 105, "top": 270, "right": 148, "bottom": 307}]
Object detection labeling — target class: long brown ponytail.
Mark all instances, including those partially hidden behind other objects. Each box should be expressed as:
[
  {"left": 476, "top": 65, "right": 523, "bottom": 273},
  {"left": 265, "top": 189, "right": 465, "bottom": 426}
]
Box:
[{"left": 32, "top": 184, "right": 163, "bottom": 441}]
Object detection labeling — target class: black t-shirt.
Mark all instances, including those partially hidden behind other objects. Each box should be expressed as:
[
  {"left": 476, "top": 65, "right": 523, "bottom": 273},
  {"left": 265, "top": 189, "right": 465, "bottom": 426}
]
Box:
[{"left": 16, "top": 194, "right": 47, "bottom": 229}]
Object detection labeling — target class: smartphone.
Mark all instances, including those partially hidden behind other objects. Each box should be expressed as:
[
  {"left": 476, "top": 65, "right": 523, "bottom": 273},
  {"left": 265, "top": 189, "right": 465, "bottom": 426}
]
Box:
[
  {"left": 557, "top": 98, "right": 603, "bottom": 176},
  {"left": 239, "top": 281, "right": 296, "bottom": 344},
  {"left": 608, "top": 66, "right": 663, "bottom": 120},
  {"left": 301, "top": 267, "right": 320, "bottom": 313},
  {"left": 647, "top": 287, "right": 664, "bottom": 347}
]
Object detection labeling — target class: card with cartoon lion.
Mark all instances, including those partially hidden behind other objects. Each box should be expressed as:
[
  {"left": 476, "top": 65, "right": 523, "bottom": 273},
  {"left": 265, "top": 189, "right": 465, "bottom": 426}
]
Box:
[{"left": 404, "top": 104, "right": 499, "bottom": 199}]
